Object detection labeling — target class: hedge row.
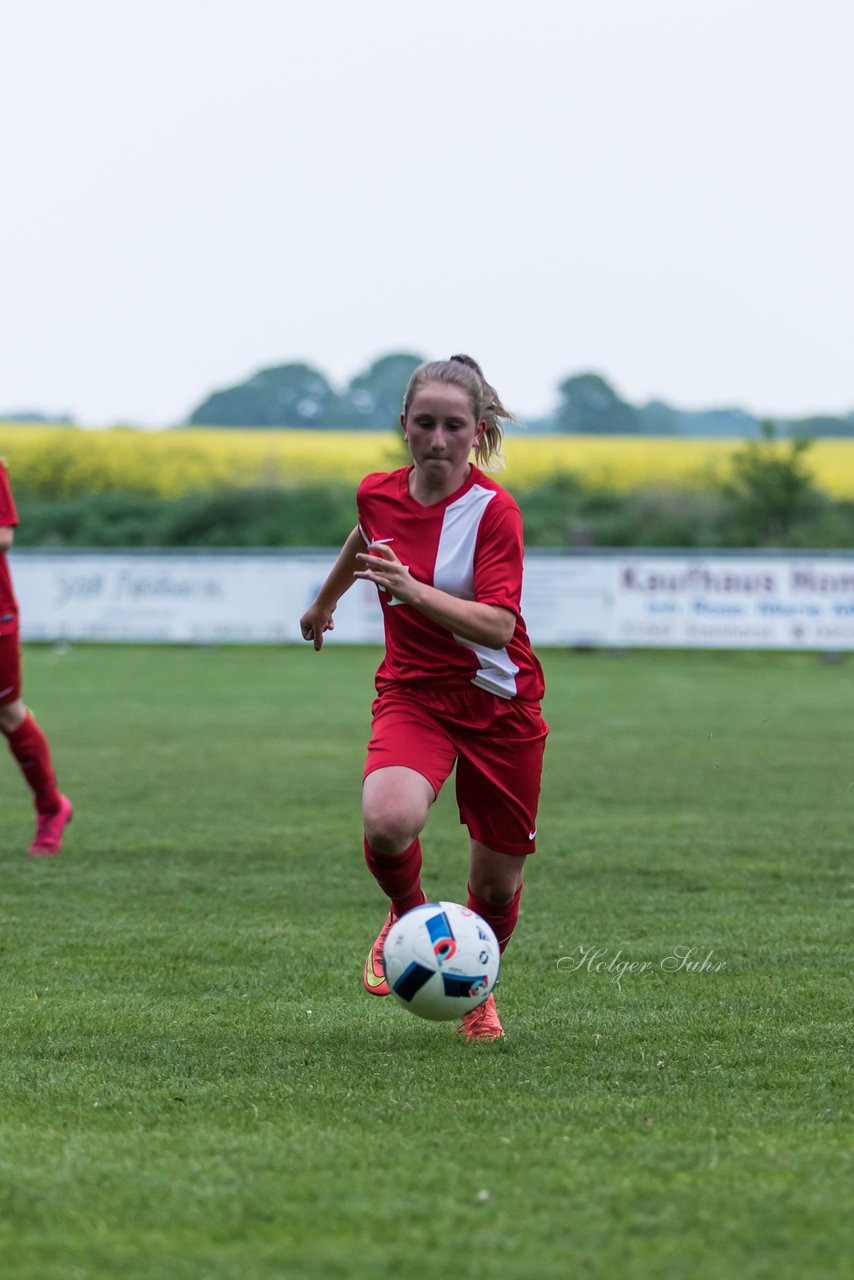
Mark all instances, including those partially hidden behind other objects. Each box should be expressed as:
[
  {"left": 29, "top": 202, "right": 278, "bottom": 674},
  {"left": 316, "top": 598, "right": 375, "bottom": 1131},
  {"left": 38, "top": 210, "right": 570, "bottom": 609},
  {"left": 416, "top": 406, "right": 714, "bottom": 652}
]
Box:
[{"left": 12, "top": 477, "right": 854, "bottom": 549}]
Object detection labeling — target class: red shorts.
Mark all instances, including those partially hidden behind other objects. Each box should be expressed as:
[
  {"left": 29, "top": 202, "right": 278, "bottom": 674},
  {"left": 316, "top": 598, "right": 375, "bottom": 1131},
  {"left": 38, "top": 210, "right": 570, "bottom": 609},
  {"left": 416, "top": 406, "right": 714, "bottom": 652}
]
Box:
[
  {"left": 0, "top": 631, "right": 21, "bottom": 705},
  {"left": 364, "top": 684, "right": 548, "bottom": 856}
]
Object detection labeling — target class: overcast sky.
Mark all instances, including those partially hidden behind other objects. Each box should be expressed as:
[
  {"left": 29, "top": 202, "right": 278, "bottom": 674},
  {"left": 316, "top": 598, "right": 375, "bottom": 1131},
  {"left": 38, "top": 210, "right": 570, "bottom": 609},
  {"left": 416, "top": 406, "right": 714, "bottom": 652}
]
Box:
[{"left": 2, "top": 0, "right": 852, "bottom": 427}]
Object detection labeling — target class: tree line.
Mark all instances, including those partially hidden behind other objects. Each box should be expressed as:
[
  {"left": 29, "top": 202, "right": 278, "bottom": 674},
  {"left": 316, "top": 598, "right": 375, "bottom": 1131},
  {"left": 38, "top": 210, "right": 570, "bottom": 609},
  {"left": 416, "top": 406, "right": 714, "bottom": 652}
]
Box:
[
  {"left": 5, "top": 355, "right": 853, "bottom": 437},
  {"left": 188, "top": 353, "right": 422, "bottom": 432},
  {"left": 186, "top": 356, "right": 854, "bottom": 438}
]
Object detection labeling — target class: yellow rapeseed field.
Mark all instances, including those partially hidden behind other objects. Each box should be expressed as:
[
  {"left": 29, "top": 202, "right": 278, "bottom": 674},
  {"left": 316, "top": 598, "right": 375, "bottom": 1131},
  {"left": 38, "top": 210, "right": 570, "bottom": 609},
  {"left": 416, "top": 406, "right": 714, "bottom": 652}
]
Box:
[{"left": 2, "top": 423, "right": 854, "bottom": 499}]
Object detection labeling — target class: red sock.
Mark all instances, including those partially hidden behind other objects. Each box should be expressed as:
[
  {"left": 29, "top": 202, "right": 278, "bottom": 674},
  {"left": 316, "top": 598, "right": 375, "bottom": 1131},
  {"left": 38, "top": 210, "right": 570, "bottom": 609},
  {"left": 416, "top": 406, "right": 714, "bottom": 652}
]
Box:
[
  {"left": 5, "top": 712, "right": 61, "bottom": 814},
  {"left": 467, "top": 882, "right": 523, "bottom": 954},
  {"left": 364, "top": 836, "right": 426, "bottom": 916}
]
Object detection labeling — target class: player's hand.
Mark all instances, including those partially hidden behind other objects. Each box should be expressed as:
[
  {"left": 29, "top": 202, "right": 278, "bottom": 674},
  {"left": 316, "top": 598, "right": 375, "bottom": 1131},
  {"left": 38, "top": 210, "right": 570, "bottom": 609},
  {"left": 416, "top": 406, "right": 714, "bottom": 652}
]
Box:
[
  {"left": 300, "top": 601, "right": 335, "bottom": 650},
  {"left": 354, "top": 543, "right": 417, "bottom": 604}
]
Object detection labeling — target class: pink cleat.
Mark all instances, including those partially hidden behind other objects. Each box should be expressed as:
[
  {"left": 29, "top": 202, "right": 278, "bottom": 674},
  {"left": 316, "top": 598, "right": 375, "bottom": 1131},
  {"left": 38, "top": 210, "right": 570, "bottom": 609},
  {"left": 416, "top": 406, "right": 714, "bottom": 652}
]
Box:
[
  {"left": 458, "top": 993, "right": 503, "bottom": 1040},
  {"left": 28, "top": 794, "right": 73, "bottom": 857}
]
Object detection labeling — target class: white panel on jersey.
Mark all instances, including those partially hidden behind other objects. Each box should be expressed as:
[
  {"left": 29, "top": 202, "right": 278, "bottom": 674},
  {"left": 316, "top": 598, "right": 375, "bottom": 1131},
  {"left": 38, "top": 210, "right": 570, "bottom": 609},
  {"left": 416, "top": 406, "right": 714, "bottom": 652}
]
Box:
[
  {"left": 463, "top": 640, "right": 520, "bottom": 700},
  {"left": 434, "top": 484, "right": 519, "bottom": 699},
  {"left": 433, "top": 485, "right": 497, "bottom": 599}
]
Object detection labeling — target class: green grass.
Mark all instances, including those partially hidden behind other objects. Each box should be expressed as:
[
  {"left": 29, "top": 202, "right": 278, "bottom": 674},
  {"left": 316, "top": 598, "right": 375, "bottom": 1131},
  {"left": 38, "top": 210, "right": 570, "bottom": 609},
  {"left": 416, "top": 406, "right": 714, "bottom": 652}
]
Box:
[{"left": 1, "top": 645, "right": 851, "bottom": 1280}]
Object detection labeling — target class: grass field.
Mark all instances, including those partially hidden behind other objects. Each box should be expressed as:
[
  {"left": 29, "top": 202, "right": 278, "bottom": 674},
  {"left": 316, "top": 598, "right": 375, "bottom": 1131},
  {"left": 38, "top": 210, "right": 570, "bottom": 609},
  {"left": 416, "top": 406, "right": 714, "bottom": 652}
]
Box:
[{"left": 1, "top": 645, "right": 851, "bottom": 1280}]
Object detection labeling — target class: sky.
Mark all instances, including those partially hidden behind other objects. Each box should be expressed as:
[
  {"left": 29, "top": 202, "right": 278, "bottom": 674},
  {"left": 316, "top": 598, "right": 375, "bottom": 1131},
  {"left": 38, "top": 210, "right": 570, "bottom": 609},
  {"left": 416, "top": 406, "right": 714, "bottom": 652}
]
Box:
[{"left": 2, "top": 0, "right": 853, "bottom": 427}]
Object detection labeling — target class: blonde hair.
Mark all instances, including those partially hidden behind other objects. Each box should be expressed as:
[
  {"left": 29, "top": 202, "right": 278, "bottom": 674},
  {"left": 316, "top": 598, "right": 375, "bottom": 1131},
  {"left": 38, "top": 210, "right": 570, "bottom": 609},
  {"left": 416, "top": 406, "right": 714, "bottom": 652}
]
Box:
[{"left": 402, "top": 354, "right": 514, "bottom": 469}]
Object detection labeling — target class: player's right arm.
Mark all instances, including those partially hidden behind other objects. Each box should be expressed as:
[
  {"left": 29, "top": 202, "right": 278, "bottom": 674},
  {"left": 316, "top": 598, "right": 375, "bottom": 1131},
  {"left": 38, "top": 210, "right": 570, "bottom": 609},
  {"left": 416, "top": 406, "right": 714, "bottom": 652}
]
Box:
[
  {"left": 0, "top": 527, "right": 13, "bottom": 551},
  {"left": 299, "top": 524, "right": 364, "bottom": 650}
]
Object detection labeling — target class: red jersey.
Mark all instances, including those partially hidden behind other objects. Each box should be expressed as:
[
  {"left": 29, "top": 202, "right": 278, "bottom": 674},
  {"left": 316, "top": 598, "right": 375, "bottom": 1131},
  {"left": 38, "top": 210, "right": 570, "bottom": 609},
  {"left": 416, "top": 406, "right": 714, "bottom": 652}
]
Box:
[
  {"left": 0, "top": 462, "right": 20, "bottom": 637},
  {"left": 356, "top": 466, "right": 545, "bottom": 703}
]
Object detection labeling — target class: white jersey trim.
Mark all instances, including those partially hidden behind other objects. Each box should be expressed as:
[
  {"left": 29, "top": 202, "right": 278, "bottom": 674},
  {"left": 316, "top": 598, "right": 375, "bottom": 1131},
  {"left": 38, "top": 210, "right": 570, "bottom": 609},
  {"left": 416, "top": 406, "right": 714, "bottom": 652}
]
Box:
[
  {"left": 435, "top": 484, "right": 519, "bottom": 700},
  {"left": 460, "top": 640, "right": 520, "bottom": 700},
  {"left": 433, "top": 484, "right": 495, "bottom": 599}
]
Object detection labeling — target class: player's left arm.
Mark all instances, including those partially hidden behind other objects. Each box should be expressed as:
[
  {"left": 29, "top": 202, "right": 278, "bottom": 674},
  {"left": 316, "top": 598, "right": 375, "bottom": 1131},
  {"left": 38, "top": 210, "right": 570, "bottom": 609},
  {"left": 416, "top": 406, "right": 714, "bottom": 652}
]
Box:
[{"left": 0, "top": 527, "right": 14, "bottom": 551}]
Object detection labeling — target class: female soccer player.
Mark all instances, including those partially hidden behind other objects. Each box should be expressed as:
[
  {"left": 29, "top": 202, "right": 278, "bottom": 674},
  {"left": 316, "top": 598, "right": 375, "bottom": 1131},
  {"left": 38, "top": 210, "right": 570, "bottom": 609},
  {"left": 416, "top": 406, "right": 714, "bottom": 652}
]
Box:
[
  {"left": 0, "top": 460, "right": 72, "bottom": 856},
  {"left": 300, "top": 355, "right": 547, "bottom": 1039}
]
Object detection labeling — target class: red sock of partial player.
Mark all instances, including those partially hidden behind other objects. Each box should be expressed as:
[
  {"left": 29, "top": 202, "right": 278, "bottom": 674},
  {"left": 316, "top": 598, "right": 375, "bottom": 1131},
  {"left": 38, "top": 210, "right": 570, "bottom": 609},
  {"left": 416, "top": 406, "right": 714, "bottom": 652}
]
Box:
[
  {"left": 467, "top": 882, "right": 523, "bottom": 954},
  {"left": 364, "top": 836, "right": 426, "bottom": 916},
  {"left": 5, "top": 712, "right": 61, "bottom": 814}
]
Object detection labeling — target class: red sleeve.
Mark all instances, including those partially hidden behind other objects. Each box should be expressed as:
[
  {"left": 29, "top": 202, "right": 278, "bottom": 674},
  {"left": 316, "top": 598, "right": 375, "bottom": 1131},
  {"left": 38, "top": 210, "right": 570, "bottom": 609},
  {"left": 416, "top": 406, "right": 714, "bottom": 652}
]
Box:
[
  {"left": 0, "top": 464, "right": 19, "bottom": 527},
  {"left": 356, "top": 475, "right": 373, "bottom": 545},
  {"left": 473, "top": 493, "right": 523, "bottom": 615},
  {"left": 358, "top": 476, "right": 376, "bottom": 545},
  {"left": 356, "top": 471, "right": 396, "bottom": 546}
]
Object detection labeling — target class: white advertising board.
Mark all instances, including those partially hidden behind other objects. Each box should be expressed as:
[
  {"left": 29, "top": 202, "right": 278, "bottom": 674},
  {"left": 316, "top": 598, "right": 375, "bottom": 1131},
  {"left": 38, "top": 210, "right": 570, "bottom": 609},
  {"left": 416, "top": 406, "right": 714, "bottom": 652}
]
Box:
[
  {"left": 605, "top": 555, "right": 854, "bottom": 650},
  {"left": 13, "top": 553, "right": 383, "bottom": 645},
  {"left": 11, "top": 550, "right": 854, "bottom": 650}
]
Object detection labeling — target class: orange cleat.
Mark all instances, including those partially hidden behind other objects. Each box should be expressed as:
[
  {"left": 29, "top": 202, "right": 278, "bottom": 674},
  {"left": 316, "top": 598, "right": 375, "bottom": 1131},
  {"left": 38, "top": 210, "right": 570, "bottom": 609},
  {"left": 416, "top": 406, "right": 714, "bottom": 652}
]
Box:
[
  {"left": 457, "top": 993, "right": 503, "bottom": 1040},
  {"left": 363, "top": 909, "right": 396, "bottom": 996},
  {"left": 28, "top": 794, "right": 73, "bottom": 857}
]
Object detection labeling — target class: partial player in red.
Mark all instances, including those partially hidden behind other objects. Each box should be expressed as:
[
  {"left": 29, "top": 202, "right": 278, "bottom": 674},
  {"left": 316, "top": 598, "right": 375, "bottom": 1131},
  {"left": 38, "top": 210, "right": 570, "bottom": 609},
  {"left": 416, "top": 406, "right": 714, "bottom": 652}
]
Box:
[
  {"left": 300, "top": 355, "right": 548, "bottom": 1039},
  {"left": 0, "top": 460, "right": 73, "bottom": 856}
]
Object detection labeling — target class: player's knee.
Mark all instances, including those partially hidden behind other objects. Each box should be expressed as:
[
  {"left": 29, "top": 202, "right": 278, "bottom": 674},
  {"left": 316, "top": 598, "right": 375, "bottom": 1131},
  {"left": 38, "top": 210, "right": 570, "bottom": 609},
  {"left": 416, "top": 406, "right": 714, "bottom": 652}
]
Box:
[
  {"left": 470, "top": 869, "right": 523, "bottom": 906},
  {"left": 474, "top": 883, "right": 517, "bottom": 906},
  {"left": 364, "top": 805, "right": 422, "bottom": 856},
  {"left": 0, "top": 700, "right": 24, "bottom": 734}
]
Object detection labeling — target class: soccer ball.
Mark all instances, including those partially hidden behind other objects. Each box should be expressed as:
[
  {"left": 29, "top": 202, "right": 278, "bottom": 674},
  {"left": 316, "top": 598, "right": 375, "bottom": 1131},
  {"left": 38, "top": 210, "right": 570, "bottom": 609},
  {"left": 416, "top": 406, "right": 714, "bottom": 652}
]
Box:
[{"left": 383, "top": 901, "right": 500, "bottom": 1021}]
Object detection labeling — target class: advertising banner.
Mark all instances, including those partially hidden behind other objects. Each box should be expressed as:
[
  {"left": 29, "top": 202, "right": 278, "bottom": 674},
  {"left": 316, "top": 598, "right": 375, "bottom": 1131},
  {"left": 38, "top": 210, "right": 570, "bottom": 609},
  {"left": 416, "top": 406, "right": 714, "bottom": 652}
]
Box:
[
  {"left": 12, "top": 550, "right": 854, "bottom": 650},
  {"left": 13, "top": 553, "right": 383, "bottom": 645},
  {"left": 606, "top": 556, "right": 854, "bottom": 650}
]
